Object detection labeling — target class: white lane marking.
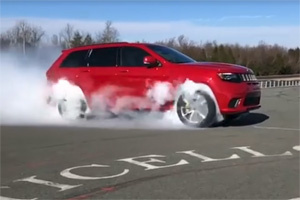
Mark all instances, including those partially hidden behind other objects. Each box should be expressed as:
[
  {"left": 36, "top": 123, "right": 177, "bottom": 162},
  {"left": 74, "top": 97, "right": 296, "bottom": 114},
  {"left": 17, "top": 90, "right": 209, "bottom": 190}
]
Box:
[
  {"left": 289, "top": 198, "right": 300, "bottom": 200},
  {"left": 254, "top": 126, "right": 300, "bottom": 132},
  {"left": 0, "top": 186, "right": 10, "bottom": 189}
]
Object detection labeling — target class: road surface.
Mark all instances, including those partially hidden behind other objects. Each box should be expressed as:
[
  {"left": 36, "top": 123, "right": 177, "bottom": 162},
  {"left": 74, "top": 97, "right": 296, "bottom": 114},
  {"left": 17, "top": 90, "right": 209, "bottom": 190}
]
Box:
[{"left": 1, "top": 87, "right": 299, "bottom": 200}]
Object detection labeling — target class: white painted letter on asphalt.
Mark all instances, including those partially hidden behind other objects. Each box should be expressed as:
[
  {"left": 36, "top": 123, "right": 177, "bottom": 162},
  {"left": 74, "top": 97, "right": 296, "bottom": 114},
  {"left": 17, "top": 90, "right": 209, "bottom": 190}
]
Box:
[
  {"left": 117, "top": 155, "right": 189, "bottom": 170},
  {"left": 13, "top": 176, "right": 81, "bottom": 192},
  {"left": 292, "top": 145, "right": 300, "bottom": 151},
  {"left": 60, "top": 164, "right": 129, "bottom": 180},
  {"left": 0, "top": 196, "right": 37, "bottom": 200},
  {"left": 231, "top": 146, "right": 292, "bottom": 157},
  {"left": 176, "top": 150, "right": 240, "bottom": 162}
]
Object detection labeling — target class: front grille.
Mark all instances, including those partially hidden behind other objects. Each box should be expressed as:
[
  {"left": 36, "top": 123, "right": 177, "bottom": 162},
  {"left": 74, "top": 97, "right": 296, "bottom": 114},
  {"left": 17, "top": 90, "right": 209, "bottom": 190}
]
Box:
[
  {"left": 238, "top": 73, "right": 257, "bottom": 82},
  {"left": 243, "top": 94, "right": 260, "bottom": 106}
]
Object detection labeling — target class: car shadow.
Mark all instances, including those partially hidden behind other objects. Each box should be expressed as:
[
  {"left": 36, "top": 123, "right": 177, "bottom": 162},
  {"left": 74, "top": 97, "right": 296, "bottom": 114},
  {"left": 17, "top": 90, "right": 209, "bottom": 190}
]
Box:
[{"left": 214, "top": 112, "right": 270, "bottom": 127}]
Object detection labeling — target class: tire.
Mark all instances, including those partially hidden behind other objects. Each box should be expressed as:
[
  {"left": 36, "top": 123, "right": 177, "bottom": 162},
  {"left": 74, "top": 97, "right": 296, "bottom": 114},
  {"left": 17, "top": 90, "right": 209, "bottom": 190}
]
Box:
[
  {"left": 58, "top": 98, "right": 88, "bottom": 120},
  {"left": 176, "top": 90, "right": 216, "bottom": 128}
]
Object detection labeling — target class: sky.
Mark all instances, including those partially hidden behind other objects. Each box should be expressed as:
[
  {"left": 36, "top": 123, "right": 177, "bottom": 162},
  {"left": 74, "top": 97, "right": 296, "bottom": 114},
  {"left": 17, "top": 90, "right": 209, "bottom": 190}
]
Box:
[{"left": 0, "top": 0, "right": 299, "bottom": 48}]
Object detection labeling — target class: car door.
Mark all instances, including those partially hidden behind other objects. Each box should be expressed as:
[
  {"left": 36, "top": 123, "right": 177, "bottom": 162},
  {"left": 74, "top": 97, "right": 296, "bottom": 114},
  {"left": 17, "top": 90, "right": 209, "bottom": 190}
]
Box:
[
  {"left": 56, "top": 49, "right": 92, "bottom": 97},
  {"left": 117, "top": 46, "right": 170, "bottom": 109},
  {"left": 83, "top": 46, "right": 121, "bottom": 109}
]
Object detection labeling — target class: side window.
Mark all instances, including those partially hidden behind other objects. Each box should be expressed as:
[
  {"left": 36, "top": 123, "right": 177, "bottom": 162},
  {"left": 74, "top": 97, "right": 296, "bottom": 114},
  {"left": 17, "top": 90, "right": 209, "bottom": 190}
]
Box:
[
  {"left": 88, "top": 47, "right": 118, "bottom": 67},
  {"left": 60, "top": 50, "right": 89, "bottom": 68},
  {"left": 121, "top": 47, "right": 150, "bottom": 67}
]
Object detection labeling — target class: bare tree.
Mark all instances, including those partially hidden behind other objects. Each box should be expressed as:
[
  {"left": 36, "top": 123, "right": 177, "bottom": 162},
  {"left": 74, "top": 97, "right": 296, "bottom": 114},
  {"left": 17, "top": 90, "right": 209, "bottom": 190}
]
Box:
[
  {"left": 1, "top": 19, "right": 299, "bottom": 75},
  {"left": 13, "top": 21, "right": 32, "bottom": 54},
  {"left": 51, "top": 34, "right": 59, "bottom": 46},
  {"left": 177, "top": 35, "right": 188, "bottom": 49},
  {"left": 30, "top": 26, "right": 45, "bottom": 47},
  {"left": 96, "top": 21, "right": 120, "bottom": 43},
  {"left": 60, "top": 23, "right": 75, "bottom": 48},
  {"left": 155, "top": 37, "right": 177, "bottom": 48},
  {"left": 83, "top": 33, "right": 93, "bottom": 45},
  {"left": 0, "top": 33, "right": 11, "bottom": 50},
  {"left": 1, "top": 20, "right": 45, "bottom": 54},
  {"left": 70, "top": 31, "right": 83, "bottom": 47}
]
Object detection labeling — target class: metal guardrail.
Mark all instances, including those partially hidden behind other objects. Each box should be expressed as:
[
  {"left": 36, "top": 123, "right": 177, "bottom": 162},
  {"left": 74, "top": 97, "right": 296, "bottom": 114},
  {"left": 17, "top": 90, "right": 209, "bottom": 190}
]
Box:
[
  {"left": 255, "top": 74, "right": 300, "bottom": 88},
  {"left": 258, "top": 79, "right": 300, "bottom": 88}
]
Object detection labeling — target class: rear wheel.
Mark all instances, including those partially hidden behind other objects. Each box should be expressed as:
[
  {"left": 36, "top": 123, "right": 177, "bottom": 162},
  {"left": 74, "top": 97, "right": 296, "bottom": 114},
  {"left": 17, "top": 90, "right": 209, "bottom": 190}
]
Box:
[
  {"left": 58, "top": 98, "right": 88, "bottom": 120},
  {"left": 176, "top": 91, "right": 216, "bottom": 128}
]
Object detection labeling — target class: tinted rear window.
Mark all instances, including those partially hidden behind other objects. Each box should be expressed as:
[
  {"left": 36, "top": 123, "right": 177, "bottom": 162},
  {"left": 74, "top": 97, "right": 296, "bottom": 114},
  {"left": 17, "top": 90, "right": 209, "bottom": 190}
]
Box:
[
  {"left": 60, "top": 50, "right": 89, "bottom": 68},
  {"left": 88, "top": 47, "right": 118, "bottom": 67}
]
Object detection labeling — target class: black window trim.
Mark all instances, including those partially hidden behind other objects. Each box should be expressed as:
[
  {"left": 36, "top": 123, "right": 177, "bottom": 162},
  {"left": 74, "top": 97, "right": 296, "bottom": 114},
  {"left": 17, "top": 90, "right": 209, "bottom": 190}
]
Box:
[
  {"left": 116, "top": 47, "right": 121, "bottom": 66},
  {"left": 86, "top": 46, "right": 120, "bottom": 67},
  {"left": 119, "top": 46, "right": 156, "bottom": 68},
  {"left": 60, "top": 49, "right": 90, "bottom": 68},
  {"left": 86, "top": 49, "right": 93, "bottom": 67}
]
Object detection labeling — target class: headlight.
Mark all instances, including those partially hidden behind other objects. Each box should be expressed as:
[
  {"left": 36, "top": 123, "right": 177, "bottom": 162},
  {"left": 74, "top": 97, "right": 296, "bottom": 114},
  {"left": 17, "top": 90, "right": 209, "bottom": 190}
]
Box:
[{"left": 218, "top": 73, "right": 242, "bottom": 83}]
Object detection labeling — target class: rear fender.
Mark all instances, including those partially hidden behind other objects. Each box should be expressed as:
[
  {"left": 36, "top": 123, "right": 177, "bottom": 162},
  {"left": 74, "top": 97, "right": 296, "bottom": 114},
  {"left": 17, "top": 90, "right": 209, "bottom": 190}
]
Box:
[{"left": 46, "top": 79, "right": 90, "bottom": 112}]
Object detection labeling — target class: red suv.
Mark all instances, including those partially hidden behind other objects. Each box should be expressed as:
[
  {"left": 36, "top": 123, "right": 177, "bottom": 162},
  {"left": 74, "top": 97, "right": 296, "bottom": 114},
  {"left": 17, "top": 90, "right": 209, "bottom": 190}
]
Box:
[{"left": 46, "top": 42, "right": 261, "bottom": 127}]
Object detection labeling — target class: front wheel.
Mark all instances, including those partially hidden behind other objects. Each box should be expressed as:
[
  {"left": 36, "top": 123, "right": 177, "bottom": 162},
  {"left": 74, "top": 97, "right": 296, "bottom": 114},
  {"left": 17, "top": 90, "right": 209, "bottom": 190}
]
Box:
[{"left": 176, "top": 91, "right": 216, "bottom": 128}]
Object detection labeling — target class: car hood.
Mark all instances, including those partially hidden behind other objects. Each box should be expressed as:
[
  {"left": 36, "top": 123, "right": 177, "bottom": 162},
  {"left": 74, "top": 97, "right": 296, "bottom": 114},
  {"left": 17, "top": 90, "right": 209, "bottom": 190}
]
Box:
[{"left": 181, "top": 62, "right": 252, "bottom": 73}]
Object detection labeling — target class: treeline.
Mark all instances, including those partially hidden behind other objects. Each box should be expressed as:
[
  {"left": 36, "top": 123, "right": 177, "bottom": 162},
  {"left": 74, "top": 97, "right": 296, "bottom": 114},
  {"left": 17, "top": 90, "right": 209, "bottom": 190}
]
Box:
[
  {"left": 155, "top": 37, "right": 300, "bottom": 75},
  {"left": 0, "top": 20, "right": 120, "bottom": 52},
  {"left": 1, "top": 20, "right": 299, "bottom": 75}
]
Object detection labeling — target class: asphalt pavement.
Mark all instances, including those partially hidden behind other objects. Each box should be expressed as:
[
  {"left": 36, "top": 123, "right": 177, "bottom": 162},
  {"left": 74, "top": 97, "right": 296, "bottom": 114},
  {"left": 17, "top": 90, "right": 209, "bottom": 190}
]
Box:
[{"left": 1, "top": 87, "right": 299, "bottom": 200}]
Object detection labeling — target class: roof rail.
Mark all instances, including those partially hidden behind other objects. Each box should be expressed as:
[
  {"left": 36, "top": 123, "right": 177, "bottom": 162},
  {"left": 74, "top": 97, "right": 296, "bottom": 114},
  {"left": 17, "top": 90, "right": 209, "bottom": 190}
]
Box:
[
  {"left": 63, "top": 42, "right": 131, "bottom": 51},
  {"left": 101, "top": 42, "right": 129, "bottom": 44}
]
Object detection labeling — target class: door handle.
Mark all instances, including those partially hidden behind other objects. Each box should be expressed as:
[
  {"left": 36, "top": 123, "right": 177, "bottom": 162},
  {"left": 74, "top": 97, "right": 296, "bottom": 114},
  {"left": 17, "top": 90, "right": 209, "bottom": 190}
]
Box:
[{"left": 120, "top": 70, "right": 129, "bottom": 73}]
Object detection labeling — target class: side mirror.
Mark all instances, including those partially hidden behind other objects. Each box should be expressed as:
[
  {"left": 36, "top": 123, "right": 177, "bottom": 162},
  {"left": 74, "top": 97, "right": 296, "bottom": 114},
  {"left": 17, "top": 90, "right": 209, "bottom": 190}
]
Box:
[{"left": 143, "top": 56, "right": 159, "bottom": 68}]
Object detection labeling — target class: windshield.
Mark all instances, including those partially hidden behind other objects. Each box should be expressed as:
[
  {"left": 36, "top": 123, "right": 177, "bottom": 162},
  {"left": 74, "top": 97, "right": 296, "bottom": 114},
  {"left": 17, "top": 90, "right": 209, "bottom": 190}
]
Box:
[{"left": 146, "top": 44, "right": 197, "bottom": 64}]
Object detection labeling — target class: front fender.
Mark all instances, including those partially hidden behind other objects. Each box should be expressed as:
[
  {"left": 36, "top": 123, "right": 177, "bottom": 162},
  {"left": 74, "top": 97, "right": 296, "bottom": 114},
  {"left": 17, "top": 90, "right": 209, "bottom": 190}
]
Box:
[{"left": 175, "top": 79, "right": 224, "bottom": 122}]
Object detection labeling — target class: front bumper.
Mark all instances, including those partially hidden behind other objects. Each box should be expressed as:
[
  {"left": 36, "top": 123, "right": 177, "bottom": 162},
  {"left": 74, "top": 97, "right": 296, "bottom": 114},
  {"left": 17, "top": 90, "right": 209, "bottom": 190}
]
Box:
[
  {"left": 212, "top": 81, "right": 262, "bottom": 115},
  {"left": 220, "top": 91, "right": 261, "bottom": 114}
]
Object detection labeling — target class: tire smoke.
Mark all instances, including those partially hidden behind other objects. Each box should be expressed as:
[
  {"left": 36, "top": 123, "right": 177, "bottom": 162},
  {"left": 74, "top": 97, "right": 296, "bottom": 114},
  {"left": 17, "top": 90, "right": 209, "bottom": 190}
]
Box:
[
  {"left": 0, "top": 50, "right": 64, "bottom": 125},
  {"left": 0, "top": 51, "right": 221, "bottom": 129}
]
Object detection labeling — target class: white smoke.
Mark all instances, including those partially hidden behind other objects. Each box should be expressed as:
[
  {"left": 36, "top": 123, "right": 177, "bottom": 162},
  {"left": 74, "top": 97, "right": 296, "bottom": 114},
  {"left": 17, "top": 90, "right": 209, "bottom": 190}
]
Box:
[
  {"left": 47, "top": 78, "right": 223, "bottom": 129},
  {"left": 48, "top": 79, "right": 185, "bottom": 129},
  {"left": 0, "top": 51, "right": 64, "bottom": 125},
  {"left": 146, "top": 81, "right": 174, "bottom": 105},
  {"left": 0, "top": 51, "right": 222, "bottom": 129}
]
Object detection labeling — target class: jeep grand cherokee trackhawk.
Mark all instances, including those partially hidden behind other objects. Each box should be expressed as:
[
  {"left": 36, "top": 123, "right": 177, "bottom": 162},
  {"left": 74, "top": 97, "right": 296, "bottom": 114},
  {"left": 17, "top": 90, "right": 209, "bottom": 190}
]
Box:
[{"left": 46, "top": 42, "right": 261, "bottom": 127}]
